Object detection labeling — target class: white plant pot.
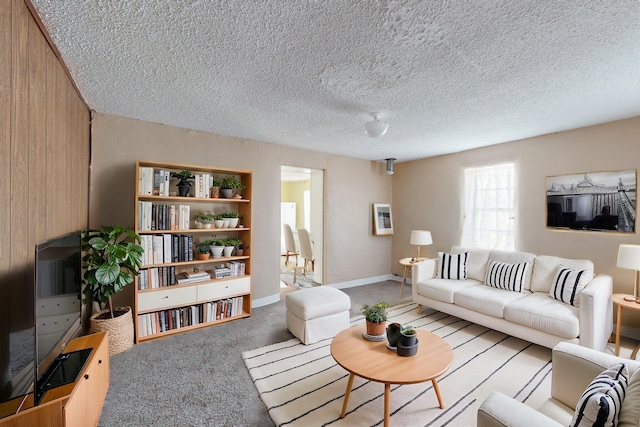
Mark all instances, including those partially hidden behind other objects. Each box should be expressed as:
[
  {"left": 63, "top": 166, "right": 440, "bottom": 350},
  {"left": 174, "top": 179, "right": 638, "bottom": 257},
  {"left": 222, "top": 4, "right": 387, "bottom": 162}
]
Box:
[
  {"left": 203, "top": 223, "right": 212, "bottom": 229},
  {"left": 222, "top": 220, "right": 230, "bottom": 228},
  {"left": 194, "top": 220, "right": 203, "bottom": 229},
  {"left": 209, "top": 246, "right": 224, "bottom": 259},
  {"left": 223, "top": 246, "right": 234, "bottom": 257},
  {"left": 227, "top": 218, "right": 239, "bottom": 228},
  {"left": 214, "top": 220, "right": 224, "bottom": 229}
]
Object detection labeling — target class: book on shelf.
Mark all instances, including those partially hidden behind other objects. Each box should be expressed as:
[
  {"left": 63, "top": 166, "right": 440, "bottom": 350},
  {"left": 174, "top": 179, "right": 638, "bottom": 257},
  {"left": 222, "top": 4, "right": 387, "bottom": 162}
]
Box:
[
  {"left": 185, "top": 270, "right": 210, "bottom": 279},
  {"left": 176, "top": 272, "right": 210, "bottom": 284},
  {"left": 138, "top": 167, "right": 154, "bottom": 196}
]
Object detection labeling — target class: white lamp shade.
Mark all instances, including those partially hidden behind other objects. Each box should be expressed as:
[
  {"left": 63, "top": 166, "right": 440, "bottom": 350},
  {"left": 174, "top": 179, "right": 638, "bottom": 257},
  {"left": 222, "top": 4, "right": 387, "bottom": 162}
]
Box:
[
  {"left": 410, "top": 230, "right": 433, "bottom": 246},
  {"left": 363, "top": 120, "right": 389, "bottom": 138},
  {"left": 617, "top": 244, "right": 640, "bottom": 270}
]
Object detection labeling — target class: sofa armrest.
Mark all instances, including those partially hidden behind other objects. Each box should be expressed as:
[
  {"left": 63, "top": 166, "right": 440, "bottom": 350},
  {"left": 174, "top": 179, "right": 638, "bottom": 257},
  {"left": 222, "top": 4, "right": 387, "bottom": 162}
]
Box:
[
  {"left": 551, "top": 342, "right": 640, "bottom": 410},
  {"left": 578, "top": 274, "right": 613, "bottom": 350},
  {"left": 411, "top": 258, "right": 436, "bottom": 298},
  {"left": 477, "top": 392, "right": 563, "bottom": 427}
]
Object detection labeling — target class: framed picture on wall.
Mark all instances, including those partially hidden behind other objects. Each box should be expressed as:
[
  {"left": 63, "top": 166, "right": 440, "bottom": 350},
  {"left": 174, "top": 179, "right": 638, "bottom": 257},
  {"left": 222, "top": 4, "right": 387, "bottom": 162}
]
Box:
[
  {"left": 546, "top": 169, "right": 637, "bottom": 233},
  {"left": 373, "top": 203, "right": 394, "bottom": 235}
]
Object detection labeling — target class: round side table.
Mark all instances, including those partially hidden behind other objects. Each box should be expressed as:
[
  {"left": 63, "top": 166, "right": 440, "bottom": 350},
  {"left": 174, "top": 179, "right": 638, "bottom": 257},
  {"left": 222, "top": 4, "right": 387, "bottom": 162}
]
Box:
[
  {"left": 398, "top": 257, "right": 418, "bottom": 299},
  {"left": 612, "top": 293, "right": 640, "bottom": 357}
]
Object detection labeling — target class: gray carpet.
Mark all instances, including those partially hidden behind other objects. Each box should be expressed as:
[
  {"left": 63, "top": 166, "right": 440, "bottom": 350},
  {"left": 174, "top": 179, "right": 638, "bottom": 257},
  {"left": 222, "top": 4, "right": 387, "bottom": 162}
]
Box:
[{"left": 99, "top": 280, "right": 409, "bottom": 426}]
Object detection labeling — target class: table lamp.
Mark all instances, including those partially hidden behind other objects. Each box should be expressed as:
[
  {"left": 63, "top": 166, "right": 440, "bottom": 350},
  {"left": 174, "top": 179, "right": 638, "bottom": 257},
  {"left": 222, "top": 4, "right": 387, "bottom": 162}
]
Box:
[
  {"left": 410, "top": 230, "right": 432, "bottom": 262},
  {"left": 617, "top": 244, "right": 640, "bottom": 302}
]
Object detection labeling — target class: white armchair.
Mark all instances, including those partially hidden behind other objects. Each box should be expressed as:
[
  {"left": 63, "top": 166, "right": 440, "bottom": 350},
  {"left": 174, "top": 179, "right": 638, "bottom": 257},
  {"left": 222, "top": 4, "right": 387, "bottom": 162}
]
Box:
[{"left": 477, "top": 342, "right": 640, "bottom": 426}]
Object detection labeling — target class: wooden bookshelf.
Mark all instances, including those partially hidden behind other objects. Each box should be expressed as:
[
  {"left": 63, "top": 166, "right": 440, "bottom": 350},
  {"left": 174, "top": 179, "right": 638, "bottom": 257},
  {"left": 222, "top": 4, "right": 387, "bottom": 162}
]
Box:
[{"left": 133, "top": 161, "right": 252, "bottom": 342}]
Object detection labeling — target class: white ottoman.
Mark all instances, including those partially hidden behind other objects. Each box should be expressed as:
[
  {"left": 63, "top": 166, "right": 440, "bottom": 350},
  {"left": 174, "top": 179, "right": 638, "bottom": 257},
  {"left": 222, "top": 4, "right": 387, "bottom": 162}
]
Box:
[{"left": 285, "top": 286, "right": 351, "bottom": 345}]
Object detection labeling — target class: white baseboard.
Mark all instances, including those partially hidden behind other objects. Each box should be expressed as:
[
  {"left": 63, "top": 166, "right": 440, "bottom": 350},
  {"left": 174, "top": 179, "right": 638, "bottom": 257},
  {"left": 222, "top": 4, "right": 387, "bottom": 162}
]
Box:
[{"left": 252, "top": 293, "right": 281, "bottom": 308}]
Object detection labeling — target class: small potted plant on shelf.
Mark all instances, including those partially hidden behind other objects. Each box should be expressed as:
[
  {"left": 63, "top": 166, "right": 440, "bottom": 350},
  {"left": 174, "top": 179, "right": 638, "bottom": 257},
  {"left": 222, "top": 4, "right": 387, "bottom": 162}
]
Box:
[
  {"left": 232, "top": 239, "right": 244, "bottom": 256},
  {"left": 193, "top": 211, "right": 215, "bottom": 229},
  {"left": 213, "top": 214, "right": 224, "bottom": 229},
  {"left": 361, "top": 301, "right": 389, "bottom": 337},
  {"left": 82, "top": 225, "right": 143, "bottom": 356},
  {"left": 171, "top": 170, "right": 195, "bottom": 197},
  {"left": 196, "top": 243, "right": 211, "bottom": 260},
  {"left": 210, "top": 178, "right": 222, "bottom": 198},
  {"left": 220, "top": 175, "right": 245, "bottom": 199},
  {"left": 222, "top": 238, "right": 235, "bottom": 257},
  {"left": 221, "top": 211, "right": 241, "bottom": 228},
  {"left": 206, "top": 237, "right": 225, "bottom": 259}
]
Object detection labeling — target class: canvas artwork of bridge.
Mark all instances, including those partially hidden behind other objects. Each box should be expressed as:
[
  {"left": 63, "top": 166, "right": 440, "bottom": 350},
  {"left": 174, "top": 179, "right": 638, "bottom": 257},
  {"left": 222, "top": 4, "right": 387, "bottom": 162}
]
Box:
[{"left": 546, "top": 169, "right": 637, "bottom": 233}]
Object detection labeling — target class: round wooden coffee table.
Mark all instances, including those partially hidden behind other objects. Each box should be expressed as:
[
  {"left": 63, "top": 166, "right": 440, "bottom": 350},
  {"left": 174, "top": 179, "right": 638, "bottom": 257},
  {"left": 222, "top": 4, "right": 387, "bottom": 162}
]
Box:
[{"left": 330, "top": 324, "right": 453, "bottom": 427}]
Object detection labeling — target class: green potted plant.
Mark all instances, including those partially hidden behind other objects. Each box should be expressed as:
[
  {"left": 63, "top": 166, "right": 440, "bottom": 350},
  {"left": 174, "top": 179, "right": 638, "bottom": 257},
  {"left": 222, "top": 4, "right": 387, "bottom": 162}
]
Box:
[
  {"left": 206, "top": 237, "right": 225, "bottom": 259},
  {"left": 220, "top": 175, "right": 245, "bottom": 198},
  {"left": 196, "top": 243, "right": 211, "bottom": 260},
  {"left": 210, "top": 178, "right": 222, "bottom": 198},
  {"left": 171, "top": 170, "right": 194, "bottom": 197},
  {"left": 193, "top": 211, "right": 215, "bottom": 229},
  {"left": 213, "top": 214, "right": 224, "bottom": 229},
  {"left": 232, "top": 239, "right": 244, "bottom": 256},
  {"left": 82, "top": 225, "right": 143, "bottom": 356},
  {"left": 398, "top": 325, "right": 418, "bottom": 356},
  {"left": 361, "top": 301, "right": 389, "bottom": 337},
  {"left": 222, "top": 238, "right": 235, "bottom": 257},
  {"left": 221, "top": 211, "right": 241, "bottom": 228}
]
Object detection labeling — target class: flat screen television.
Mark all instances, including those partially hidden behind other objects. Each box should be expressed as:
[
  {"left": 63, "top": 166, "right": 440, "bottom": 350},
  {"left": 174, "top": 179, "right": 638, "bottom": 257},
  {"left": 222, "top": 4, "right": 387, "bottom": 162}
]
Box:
[
  {"left": 33, "top": 231, "right": 83, "bottom": 404},
  {"left": 0, "top": 231, "right": 83, "bottom": 415}
]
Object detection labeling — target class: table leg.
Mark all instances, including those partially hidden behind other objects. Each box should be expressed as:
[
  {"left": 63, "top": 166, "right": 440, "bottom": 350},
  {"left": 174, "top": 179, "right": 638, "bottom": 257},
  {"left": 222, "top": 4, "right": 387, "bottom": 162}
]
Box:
[
  {"left": 384, "top": 383, "right": 390, "bottom": 427},
  {"left": 616, "top": 304, "right": 622, "bottom": 356},
  {"left": 340, "top": 373, "right": 355, "bottom": 419},
  {"left": 432, "top": 379, "right": 444, "bottom": 409},
  {"left": 400, "top": 266, "right": 408, "bottom": 299}
]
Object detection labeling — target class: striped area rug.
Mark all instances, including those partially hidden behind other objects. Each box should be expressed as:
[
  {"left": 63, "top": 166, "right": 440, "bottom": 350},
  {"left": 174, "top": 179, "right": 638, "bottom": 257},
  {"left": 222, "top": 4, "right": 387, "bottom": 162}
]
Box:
[{"left": 242, "top": 303, "right": 552, "bottom": 426}]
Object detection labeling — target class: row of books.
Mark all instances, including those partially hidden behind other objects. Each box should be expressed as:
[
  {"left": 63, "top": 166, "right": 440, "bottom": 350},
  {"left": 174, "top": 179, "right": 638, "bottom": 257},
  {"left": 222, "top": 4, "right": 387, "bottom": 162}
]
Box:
[
  {"left": 137, "top": 305, "right": 202, "bottom": 337},
  {"left": 138, "top": 167, "right": 171, "bottom": 197},
  {"left": 136, "top": 296, "right": 244, "bottom": 337},
  {"left": 140, "top": 234, "right": 193, "bottom": 266},
  {"left": 138, "top": 201, "right": 190, "bottom": 231},
  {"left": 138, "top": 266, "right": 176, "bottom": 290},
  {"left": 138, "top": 167, "right": 217, "bottom": 199}
]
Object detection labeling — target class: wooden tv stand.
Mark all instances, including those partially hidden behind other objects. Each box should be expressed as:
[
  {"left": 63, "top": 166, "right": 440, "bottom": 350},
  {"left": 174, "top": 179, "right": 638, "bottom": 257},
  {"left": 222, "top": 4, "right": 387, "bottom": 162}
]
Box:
[{"left": 0, "top": 332, "right": 109, "bottom": 427}]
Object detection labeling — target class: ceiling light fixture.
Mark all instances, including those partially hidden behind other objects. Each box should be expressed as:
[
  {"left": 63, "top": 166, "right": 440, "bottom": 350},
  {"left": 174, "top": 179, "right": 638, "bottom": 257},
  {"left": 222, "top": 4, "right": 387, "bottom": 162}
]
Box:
[
  {"left": 363, "top": 113, "right": 389, "bottom": 138},
  {"left": 385, "top": 158, "right": 396, "bottom": 175}
]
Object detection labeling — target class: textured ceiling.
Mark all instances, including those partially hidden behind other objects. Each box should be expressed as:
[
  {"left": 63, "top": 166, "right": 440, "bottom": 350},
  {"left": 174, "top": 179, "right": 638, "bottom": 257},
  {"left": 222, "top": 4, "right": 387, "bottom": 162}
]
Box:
[{"left": 30, "top": 1, "right": 640, "bottom": 162}]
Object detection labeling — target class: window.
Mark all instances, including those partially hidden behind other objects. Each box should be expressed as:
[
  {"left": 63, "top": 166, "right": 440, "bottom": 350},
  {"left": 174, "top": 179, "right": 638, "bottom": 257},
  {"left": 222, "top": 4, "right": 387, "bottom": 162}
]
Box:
[{"left": 461, "top": 162, "right": 516, "bottom": 251}]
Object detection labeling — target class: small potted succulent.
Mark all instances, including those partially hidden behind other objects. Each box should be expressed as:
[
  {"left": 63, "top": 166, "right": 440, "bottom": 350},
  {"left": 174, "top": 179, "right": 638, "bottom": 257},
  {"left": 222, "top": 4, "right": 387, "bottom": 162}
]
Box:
[
  {"left": 193, "top": 211, "right": 215, "bottom": 229},
  {"left": 221, "top": 211, "right": 241, "bottom": 228},
  {"left": 171, "top": 170, "right": 194, "bottom": 197},
  {"left": 206, "top": 237, "right": 225, "bottom": 259},
  {"left": 397, "top": 325, "right": 418, "bottom": 357},
  {"left": 361, "top": 301, "right": 389, "bottom": 337},
  {"left": 213, "top": 214, "right": 224, "bottom": 229},
  {"left": 196, "top": 243, "right": 211, "bottom": 260},
  {"left": 220, "top": 175, "right": 245, "bottom": 199}
]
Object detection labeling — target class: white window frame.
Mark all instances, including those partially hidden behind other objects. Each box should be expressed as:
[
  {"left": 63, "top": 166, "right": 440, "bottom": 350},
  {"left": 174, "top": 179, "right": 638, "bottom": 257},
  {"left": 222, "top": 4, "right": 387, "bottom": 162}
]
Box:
[{"left": 461, "top": 162, "right": 517, "bottom": 251}]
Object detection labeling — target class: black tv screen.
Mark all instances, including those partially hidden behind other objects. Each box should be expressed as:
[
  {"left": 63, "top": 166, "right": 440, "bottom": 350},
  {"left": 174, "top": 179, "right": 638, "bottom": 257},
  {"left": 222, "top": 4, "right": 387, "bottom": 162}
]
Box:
[{"left": 34, "top": 232, "right": 82, "bottom": 395}]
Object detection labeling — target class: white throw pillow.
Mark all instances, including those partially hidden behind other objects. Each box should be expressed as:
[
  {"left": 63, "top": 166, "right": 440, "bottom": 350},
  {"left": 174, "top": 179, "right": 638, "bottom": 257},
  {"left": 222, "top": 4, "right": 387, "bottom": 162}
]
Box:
[
  {"left": 549, "top": 265, "right": 591, "bottom": 307},
  {"left": 619, "top": 368, "right": 640, "bottom": 427},
  {"left": 570, "top": 363, "right": 629, "bottom": 427},
  {"left": 484, "top": 260, "right": 530, "bottom": 292},
  {"left": 437, "top": 252, "right": 468, "bottom": 280}
]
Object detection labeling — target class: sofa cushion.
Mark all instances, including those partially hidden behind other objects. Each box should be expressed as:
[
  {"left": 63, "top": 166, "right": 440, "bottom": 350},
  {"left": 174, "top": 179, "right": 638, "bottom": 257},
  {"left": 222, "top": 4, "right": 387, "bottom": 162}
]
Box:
[
  {"left": 454, "top": 285, "right": 528, "bottom": 318},
  {"left": 570, "top": 363, "right": 628, "bottom": 427},
  {"left": 437, "top": 251, "right": 468, "bottom": 279},
  {"left": 484, "top": 260, "right": 531, "bottom": 292},
  {"left": 451, "top": 246, "right": 490, "bottom": 282},
  {"left": 504, "top": 293, "right": 580, "bottom": 338},
  {"left": 488, "top": 249, "right": 537, "bottom": 290},
  {"left": 549, "top": 266, "right": 590, "bottom": 307},
  {"left": 416, "top": 278, "right": 481, "bottom": 304},
  {"left": 531, "top": 255, "right": 594, "bottom": 293},
  {"left": 619, "top": 367, "right": 640, "bottom": 427}
]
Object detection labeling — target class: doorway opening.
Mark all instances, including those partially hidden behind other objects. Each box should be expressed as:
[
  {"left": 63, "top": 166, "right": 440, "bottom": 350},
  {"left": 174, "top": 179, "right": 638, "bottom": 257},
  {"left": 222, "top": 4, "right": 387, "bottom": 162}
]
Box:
[{"left": 280, "top": 165, "right": 324, "bottom": 290}]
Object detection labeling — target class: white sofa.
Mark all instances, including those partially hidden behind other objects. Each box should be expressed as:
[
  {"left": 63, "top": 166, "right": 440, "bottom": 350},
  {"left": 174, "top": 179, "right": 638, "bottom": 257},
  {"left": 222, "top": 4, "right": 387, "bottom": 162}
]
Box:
[
  {"left": 477, "top": 342, "right": 640, "bottom": 426},
  {"left": 411, "top": 246, "right": 613, "bottom": 350}
]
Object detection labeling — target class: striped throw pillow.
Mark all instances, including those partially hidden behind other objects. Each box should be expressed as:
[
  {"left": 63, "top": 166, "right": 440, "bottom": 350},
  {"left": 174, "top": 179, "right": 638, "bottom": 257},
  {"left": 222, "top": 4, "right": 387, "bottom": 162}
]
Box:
[
  {"left": 484, "top": 260, "right": 530, "bottom": 292},
  {"left": 549, "top": 265, "right": 591, "bottom": 307},
  {"left": 438, "top": 252, "right": 468, "bottom": 280},
  {"left": 570, "top": 363, "right": 628, "bottom": 427}
]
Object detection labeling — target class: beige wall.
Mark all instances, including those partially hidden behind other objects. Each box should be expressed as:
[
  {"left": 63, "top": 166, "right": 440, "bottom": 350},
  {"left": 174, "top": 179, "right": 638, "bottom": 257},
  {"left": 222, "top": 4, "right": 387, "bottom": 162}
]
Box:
[
  {"left": 281, "top": 180, "right": 310, "bottom": 229},
  {"left": 90, "top": 113, "right": 393, "bottom": 307},
  {"left": 392, "top": 116, "right": 640, "bottom": 329}
]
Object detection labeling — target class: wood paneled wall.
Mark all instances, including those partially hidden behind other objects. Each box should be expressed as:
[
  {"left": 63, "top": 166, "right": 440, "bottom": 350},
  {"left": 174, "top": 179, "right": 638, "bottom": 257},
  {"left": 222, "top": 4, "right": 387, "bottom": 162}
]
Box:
[{"left": 1, "top": 0, "right": 89, "bottom": 362}]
